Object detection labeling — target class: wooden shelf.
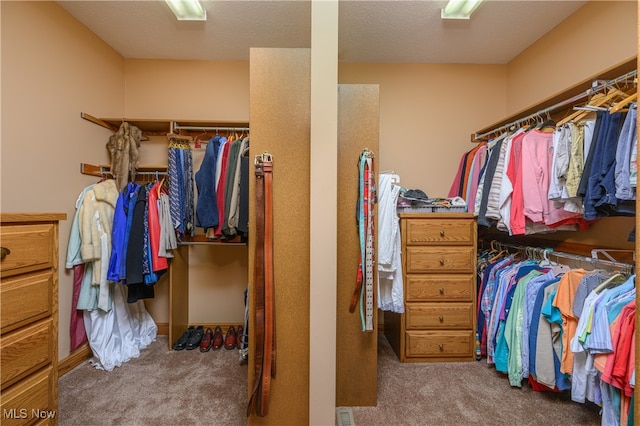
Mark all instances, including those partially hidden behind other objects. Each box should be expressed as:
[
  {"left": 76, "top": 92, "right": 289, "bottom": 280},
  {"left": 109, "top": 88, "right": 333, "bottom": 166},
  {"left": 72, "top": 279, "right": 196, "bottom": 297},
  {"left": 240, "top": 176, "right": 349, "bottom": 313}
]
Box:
[{"left": 81, "top": 112, "right": 249, "bottom": 138}]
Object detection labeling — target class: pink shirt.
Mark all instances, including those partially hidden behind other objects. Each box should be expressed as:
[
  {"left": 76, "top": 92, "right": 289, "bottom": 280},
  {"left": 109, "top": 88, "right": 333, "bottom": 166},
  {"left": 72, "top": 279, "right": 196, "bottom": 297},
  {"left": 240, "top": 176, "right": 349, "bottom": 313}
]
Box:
[
  {"left": 520, "top": 130, "right": 583, "bottom": 229},
  {"left": 507, "top": 132, "right": 525, "bottom": 235}
]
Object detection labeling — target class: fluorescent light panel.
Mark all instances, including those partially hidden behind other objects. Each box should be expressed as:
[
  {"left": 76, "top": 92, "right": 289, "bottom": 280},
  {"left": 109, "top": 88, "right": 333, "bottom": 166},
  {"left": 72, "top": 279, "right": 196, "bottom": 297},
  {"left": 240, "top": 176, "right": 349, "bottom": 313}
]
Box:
[
  {"left": 165, "top": 0, "right": 207, "bottom": 21},
  {"left": 441, "top": 0, "right": 483, "bottom": 20}
]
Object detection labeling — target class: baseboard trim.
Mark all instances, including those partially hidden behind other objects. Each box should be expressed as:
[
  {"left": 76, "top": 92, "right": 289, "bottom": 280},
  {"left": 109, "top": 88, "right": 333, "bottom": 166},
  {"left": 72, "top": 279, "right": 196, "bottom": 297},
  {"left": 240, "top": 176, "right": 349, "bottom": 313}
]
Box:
[
  {"left": 156, "top": 322, "right": 169, "bottom": 336},
  {"left": 58, "top": 343, "right": 92, "bottom": 377}
]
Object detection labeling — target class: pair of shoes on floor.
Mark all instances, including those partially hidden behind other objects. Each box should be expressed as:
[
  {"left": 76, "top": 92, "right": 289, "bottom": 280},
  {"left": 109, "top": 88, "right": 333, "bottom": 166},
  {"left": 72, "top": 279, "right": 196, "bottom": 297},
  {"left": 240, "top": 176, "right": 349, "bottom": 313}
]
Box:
[
  {"left": 200, "top": 326, "right": 225, "bottom": 351},
  {"left": 197, "top": 325, "right": 244, "bottom": 351},
  {"left": 173, "top": 325, "right": 205, "bottom": 351},
  {"left": 225, "top": 325, "right": 245, "bottom": 350},
  {"left": 199, "top": 326, "right": 220, "bottom": 352}
]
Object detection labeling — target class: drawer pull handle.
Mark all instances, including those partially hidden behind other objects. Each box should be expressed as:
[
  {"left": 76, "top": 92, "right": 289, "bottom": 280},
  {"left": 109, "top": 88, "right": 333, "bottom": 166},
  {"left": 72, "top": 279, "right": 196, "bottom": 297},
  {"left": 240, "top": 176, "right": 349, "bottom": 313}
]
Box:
[
  {"left": 439, "top": 288, "right": 444, "bottom": 295},
  {"left": 439, "top": 230, "right": 445, "bottom": 237},
  {"left": 0, "top": 247, "right": 10, "bottom": 261},
  {"left": 439, "top": 259, "right": 445, "bottom": 266},
  {"left": 439, "top": 344, "right": 444, "bottom": 351},
  {"left": 439, "top": 315, "right": 444, "bottom": 322}
]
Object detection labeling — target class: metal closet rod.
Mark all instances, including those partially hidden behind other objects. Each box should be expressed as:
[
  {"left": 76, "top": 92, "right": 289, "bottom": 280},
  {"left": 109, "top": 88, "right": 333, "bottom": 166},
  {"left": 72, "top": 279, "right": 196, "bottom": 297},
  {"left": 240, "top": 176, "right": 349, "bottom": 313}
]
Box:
[
  {"left": 172, "top": 124, "right": 250, "bottom": 132},
  {"left": 490, "top": 240, "right": 635, "bottom": 273},
  {"left": 474, "top": 69, "right": 638, "bottom": 141}
]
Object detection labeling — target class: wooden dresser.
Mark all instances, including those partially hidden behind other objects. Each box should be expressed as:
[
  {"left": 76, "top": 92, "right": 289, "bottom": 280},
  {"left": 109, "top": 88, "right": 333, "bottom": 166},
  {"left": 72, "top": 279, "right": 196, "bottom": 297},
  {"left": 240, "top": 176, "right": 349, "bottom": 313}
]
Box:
[
  {"left": 384, "top": 213, "right": 477, "bottom": 362},
  {"left": 1, "top": 213, "right": 65, "bottom": 425}
]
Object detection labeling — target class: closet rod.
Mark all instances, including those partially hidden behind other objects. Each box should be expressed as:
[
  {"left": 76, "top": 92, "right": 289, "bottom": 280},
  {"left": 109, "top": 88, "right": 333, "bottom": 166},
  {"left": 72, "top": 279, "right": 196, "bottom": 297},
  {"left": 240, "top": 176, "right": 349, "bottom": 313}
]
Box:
[
  {"left": 173, "top": 124, "right": 249, "bottom": 132},
  {"left": 80, "top": 163, "right": 167, "bottom": 178},
  {"left": 490, "top": 240, "right": 635, "bottom": 274},
  {"left": 473, "top": 69, "right": 638, "bottom": 142}
]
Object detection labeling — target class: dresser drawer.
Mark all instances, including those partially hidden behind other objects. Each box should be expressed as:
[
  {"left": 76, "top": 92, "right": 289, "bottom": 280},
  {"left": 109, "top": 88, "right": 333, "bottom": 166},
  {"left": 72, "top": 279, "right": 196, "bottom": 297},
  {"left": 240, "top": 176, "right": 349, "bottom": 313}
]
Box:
[
  {"left": 405, "top": 246, "right": 475, "bottom": 273},
  {"left": 405, "top": 274, "right": 474, "bottom": 302},
  {"left": 404, "top": 218, "right": 474, "bottom": 246},
  {"left": 405, "top": 330, "right": 474, "bottom": 358},
  {"left": 1, "top": 272, "right": 53, "bottom": 333},
  {"left": 0, "top": 224, "right": 54, "bottom": 278},
  {"left": 1, "top": 319, "right": 53, "bottom": 390},
  {"left": 1, "top": 366, "right": 54, "bottom": 426},
  {"left": 405, "top": 302, "right": 474, "bottom": 329}
]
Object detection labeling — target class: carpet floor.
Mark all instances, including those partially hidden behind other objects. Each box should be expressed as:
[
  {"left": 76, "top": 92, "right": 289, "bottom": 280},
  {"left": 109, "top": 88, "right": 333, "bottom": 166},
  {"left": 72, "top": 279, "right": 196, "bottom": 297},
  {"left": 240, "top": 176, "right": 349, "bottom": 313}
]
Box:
[{"left": 58, "top": 335, "right": 602, "bottom": 425}]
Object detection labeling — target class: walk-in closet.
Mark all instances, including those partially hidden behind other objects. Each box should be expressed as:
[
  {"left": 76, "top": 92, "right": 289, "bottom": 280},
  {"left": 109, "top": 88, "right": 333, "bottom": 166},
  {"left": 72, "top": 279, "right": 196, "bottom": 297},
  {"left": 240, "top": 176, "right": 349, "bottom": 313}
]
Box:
[{"left": 1, "top": 1, "right": 638, "bottom": 426}]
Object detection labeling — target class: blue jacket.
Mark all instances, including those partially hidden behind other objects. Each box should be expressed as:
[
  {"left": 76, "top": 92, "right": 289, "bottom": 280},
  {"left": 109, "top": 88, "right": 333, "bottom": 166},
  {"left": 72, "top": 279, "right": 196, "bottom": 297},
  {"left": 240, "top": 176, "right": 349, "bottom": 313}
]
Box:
[
  {"left": 108, "top": 182, "right": 139, "bottom": 282},
  {"left": 195, "top": 136, "right": 221, "bottom": 230}
]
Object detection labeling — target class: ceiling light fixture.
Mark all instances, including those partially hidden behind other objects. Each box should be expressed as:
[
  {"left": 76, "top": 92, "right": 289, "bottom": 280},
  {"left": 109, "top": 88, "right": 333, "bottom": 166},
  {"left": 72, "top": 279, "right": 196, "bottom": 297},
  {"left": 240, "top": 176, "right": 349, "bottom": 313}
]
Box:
[
  {"left": 441, "top": 0, "right": 483, "bottom": 20},
  {"left": 165, "top": 0, "right": 207, "bottom": 21}
]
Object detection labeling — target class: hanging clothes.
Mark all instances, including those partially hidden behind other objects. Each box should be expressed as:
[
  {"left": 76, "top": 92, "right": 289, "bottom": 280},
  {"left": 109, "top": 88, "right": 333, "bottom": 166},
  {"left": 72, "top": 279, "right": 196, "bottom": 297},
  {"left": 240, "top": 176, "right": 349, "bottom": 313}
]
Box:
[
  {"left": 451, "top": 104, "right": 637, "bottom": 235},
  {"left": 67, "top": 179, "right": 158, "bottom": 372},
  {"left": 476, "top": 245, "right": 635, "bottom": 425},
  {"left": 193, "top": 134, "right": 250, "bottom": 240},
  {"left": 377, "top": 172, "right": 403, "bottom": 313},
  {"left": 167, "top": 135, "right": 195, "bottom": 240}
]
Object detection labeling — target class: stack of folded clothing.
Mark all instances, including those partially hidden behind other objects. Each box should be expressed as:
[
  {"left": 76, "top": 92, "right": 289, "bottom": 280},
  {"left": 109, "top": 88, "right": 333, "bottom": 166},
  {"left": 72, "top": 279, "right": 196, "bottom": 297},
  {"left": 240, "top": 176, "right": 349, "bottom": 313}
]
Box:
[{"left": 397, "top": 188, "right": 467, "bottom": 212}]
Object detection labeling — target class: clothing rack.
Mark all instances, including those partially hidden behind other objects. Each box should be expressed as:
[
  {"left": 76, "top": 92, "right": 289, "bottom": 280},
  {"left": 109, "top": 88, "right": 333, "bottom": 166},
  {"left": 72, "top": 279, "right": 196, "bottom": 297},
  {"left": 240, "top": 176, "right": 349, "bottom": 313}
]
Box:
[
  {"left": 172, "top": 123, "right": 250, "bottom": 133},
  {"left": 80, "top": 163, "right": 167, "bottom": 178},
  {"left": 472, "top": 67, "right": 638, "bottom": 142},
  {"left": 486, "top": 240, "right": 635, "bottom": 276}
]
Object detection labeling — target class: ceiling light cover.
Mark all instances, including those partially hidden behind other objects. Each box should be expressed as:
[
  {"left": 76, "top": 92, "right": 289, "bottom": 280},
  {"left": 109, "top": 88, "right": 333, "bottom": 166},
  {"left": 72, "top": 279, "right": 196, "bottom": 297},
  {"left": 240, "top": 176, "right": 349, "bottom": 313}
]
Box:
[
  {"left": 165, "top": 0, "right": 207, "bottom": 21},
  {"left": 441, "top": 0, "right": 483, "bottom": 20}
]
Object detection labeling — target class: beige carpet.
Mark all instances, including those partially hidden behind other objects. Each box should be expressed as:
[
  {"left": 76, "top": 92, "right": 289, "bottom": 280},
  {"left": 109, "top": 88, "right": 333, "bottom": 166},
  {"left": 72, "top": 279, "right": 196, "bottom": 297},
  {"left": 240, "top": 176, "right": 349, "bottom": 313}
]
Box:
[
  {"left": 350, "top": 335, "right": 601, "bottom": 426},
  {"left": 59, "top": 335, "right": 602, "bottom": 426},
  {"left": 58, "top": 336, "right": 248, "bottom": 426}
]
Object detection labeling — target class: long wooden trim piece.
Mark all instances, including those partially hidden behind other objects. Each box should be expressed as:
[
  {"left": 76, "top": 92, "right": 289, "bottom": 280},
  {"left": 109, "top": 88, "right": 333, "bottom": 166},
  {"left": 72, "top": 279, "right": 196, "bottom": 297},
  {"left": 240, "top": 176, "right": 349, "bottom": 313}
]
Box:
[
  {"left": 80, "top": 112, "right": 119, "bottom": 132},
  {"left": 57, "top": 343, "right": 92, "bottom": 377}
]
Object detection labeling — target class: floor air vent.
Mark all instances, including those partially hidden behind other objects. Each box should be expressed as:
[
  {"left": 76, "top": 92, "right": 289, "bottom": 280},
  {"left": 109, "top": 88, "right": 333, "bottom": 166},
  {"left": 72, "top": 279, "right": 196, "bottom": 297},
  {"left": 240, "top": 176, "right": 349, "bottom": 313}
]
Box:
[{"left": 336, "top": 407, "right": 355, "bottom": 426}]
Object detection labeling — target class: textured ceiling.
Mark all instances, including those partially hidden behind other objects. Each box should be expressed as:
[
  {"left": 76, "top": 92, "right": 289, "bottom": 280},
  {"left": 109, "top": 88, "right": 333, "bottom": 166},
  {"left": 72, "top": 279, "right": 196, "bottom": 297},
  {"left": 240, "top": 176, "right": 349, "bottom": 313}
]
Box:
[{"left": 58, "top": 0, "right": 588, "bottom": 64}]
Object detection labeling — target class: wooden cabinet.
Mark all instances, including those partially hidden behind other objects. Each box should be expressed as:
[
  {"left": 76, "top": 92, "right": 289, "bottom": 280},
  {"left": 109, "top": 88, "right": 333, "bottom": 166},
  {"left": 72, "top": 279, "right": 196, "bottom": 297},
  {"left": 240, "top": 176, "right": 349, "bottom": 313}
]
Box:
[
  {"left": 1, "top": 213, "right": 65, "bottom": 425},
  {"left": 384, "top": 213, "right": 477, "bottom": 362}
]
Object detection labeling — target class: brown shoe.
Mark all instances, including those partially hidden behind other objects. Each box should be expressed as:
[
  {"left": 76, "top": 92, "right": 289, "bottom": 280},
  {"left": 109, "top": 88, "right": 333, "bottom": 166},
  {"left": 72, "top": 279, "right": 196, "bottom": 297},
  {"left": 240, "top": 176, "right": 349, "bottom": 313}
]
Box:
[
  {"left": 224, "top": 325, "right": 237, "bottom": 350},
  {"left": 236, "top": 325, "right": 244, "bottom": 349},
  {"left": 212, "top": 326, "right": 224, "bottom": 350},
  {"left": 199, "top": 327, "right": 213, "bottom": 352}
]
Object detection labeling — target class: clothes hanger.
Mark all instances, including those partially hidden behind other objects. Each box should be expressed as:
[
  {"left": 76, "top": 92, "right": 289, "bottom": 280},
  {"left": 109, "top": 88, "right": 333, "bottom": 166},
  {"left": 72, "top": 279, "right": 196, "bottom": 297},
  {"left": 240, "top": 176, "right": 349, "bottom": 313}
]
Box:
[
  {"left": 609, "top": 92, "right": 637, "bottom": 114},
  {"left": 194, "top": 128, "right": 210, "bottom": 148},
  {"left": 594, "top": 272, "right": 626, "bottom": 293},
  {"left": 538, "top": 249, "right": 571, "bottom": 275},
  {"left": 537, "top": 111, "right": 556, "bottom": 132},
  {"left": 556, "top": 90, "right": 614, "bottom": 126},
  {"left": 559, "top": 88, "right": 629, "bottom": 125}
]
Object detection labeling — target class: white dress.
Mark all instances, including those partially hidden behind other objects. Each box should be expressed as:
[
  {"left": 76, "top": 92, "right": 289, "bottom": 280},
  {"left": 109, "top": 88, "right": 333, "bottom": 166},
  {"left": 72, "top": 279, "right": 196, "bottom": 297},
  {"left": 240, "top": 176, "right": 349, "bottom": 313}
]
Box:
[{"left": 377, "top": 173, "right": 404, "bottom": 313}]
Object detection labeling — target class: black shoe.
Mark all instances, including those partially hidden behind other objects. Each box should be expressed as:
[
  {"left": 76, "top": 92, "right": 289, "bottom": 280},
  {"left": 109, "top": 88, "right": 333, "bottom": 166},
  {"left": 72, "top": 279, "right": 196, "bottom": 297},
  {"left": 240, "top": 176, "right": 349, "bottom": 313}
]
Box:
[
  {"left": 173, "top": 326, "right": 195, "bottom": 350},
  {"left": 186, "top": 325, "right": 205, "bottom": 350}
]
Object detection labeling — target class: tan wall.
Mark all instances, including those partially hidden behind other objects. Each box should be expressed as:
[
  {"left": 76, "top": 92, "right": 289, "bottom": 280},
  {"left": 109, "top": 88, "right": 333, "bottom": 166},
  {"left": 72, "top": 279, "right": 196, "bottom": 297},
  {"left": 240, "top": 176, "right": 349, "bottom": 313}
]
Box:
[
  {"left": 124, "top": 59, "right": 249, "bottom": 121},
  {"left": 1, "top": 1, "right": 125, "bottom": 360},
  {"left": 338, "top": 63, "right": 508, "bottom": 197},
  {"left": 506, "top": 1, "right": 637, "bottom": 114}
]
